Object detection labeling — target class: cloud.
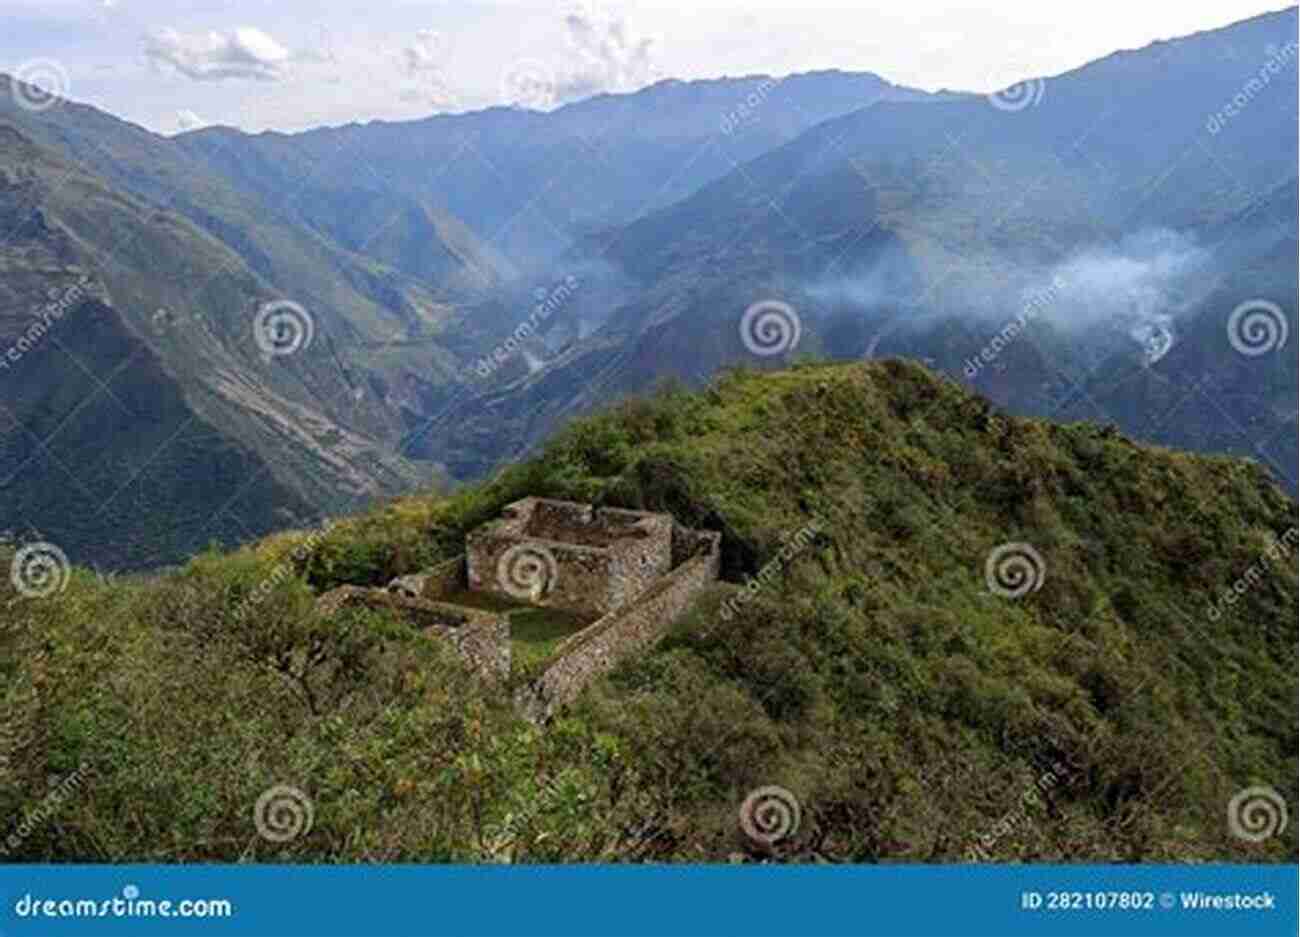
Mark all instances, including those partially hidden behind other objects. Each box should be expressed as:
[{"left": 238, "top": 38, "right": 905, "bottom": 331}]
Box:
[
  {"left": 400, "top": 29, "right": 451, "bottom": 76},
  {"left": 399, "top": 29, "right": 458, "bottom": 108},
  {"left": 143, "top": 27, "right": 291, "bottom": 82},
  {"left": 538, "top": 10, "right": 659, "bottom": 105},
  {"left": 175, "top": 108, "right": 208, "bottom": 131}
]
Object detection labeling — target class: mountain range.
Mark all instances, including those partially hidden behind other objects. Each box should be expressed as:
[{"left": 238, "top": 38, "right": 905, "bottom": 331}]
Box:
[{"left": 1, "top": 8, "right": 1295, "bottom": 569}]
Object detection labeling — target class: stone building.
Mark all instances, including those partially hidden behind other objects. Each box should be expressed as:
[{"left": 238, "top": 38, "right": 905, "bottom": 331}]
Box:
[{"left": 466, "top": 498, "right": 675, "bottom": 617}]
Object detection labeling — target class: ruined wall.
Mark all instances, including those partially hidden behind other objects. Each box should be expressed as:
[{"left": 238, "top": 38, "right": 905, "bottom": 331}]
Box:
[
  {"left": 671, "top": 524, "right": 723, "bottom": 568},
  {"left": 468, "top": 532, "right": 615, "bottom": 616},
  {"left": 388, "top": 554, "right": 465, "bottom": 602},
  {"left": 316, "top": 585, "right": 509, "bottom": 681},
  {"left": 467, "top": 499, "right": 675, "bottom": 616},
  {"left": 514, "top": 547, "right": 721, "bottom": 722}
]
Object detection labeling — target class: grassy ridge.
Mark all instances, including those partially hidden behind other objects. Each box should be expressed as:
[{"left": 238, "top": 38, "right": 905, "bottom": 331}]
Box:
[{"left": 1, "top": 359, "right": 1294, "bottom": 862}]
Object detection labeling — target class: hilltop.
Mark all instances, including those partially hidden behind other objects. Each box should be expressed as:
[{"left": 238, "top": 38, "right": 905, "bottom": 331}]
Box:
[{"left": 1, "top": 360, "right": 1295, "bottom": 862}]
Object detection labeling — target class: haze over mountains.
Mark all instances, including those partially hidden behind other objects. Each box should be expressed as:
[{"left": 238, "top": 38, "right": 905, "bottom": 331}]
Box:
[{"left": 1, "top": 7, "right": 1296, "bottom": 569}]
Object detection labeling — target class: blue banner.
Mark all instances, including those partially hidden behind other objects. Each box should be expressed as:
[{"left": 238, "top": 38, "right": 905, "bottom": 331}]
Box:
[{"left": 1, "top": 864, "right": 1294, "bottom": 936}]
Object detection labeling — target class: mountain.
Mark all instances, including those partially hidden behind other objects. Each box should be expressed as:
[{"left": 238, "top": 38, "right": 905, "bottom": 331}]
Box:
[
  {"left": 3, "top": 360, "right": 1294, "bottom": 861},
  {"left": 173, "top": 72, "right": 950, "bottom": 275},
  {"left": 0, "top": 70, "right": 946, "bottom": 569},
  {"left": 426, "top": 8, "right": 1298, "bottom": 489},
  {"left": 0, "top": 124, "right": 438, "bottom": 568}
]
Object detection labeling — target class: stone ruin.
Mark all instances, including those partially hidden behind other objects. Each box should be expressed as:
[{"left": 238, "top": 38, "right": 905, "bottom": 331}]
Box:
[{"left": 316, "top": 498, "right": 721, "bottom": 721}]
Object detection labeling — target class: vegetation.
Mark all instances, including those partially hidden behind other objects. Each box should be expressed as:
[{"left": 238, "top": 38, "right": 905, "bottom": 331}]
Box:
[{"left": 1, "top": 360, "right": 1295, "bottom": 863}]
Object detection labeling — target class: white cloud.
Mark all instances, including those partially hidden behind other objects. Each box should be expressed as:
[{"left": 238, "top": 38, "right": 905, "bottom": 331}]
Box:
[
  {"left": 175, "top": 108, "right": 208, "bottom": 131},
  {"left": 400, "top": 29, "right": 451, "bottom": 75},
  {"left": 143, "top": 26, "right": 291, "bottom": 82},
  {"left": 552, "top": 10, "right": 660, "bottom": 103},
  {"left": 398, "top": 29, "right": 458, "bottom": 108}
]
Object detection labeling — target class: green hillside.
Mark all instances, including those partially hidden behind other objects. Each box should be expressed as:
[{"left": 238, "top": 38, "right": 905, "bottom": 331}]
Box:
[{"left": 2, "top": 360, "right": 1295, "bottom": 862}]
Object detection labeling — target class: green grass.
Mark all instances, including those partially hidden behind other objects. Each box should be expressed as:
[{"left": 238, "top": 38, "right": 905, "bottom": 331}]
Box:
[
  {"left": 508, "top": 607, "right": 596, "bottom": 676},
  {"left": 1, "top": 359, "right": 1295, "bottom": 863}
]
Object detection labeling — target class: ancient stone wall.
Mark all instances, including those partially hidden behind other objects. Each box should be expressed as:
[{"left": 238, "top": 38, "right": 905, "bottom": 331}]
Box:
[
  {"left": 514, "top": 545, "right": 721, "bottom": 722},
  {"left": 671, "top": 524, "right": 723, "bottom": 568},
  {"left": 316, "top": 585, "right": 509, "bottom": 681},
  {"left": 467, "top": 498, "right": 675, "bottom": 617},
  {"left": 388, "top": 554, "right": 465, "bottom": 602}
]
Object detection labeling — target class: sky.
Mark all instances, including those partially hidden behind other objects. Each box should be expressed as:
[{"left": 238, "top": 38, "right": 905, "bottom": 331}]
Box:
[{"left": 1, "top": 0, "right": 1290, "bottom": 135}]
